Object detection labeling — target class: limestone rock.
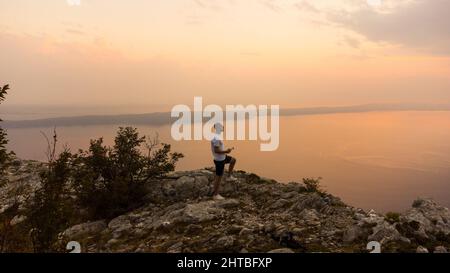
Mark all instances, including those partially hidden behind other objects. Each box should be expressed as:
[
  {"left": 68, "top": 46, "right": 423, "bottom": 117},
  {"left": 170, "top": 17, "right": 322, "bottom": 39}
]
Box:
[
  {"left": 416, "top": 246, "right": 429, "bottom": 253},
  {"left": 63, "top": 220, "right": 107, "bottom": 239},
  {"left": 216, "top": 236, "right": 235, "bottom": 248},
  {"left": 343, "top": 225, "right": 366, "bottom": 243},
  {"left": 434, "top": 246, "right": 447, "bottom": 253},
  {"left": 267, "top": 248, "right": 295, "bottom": 253},
  {"left": 402, "top": 198, "right": 450, "bottom": 236}
]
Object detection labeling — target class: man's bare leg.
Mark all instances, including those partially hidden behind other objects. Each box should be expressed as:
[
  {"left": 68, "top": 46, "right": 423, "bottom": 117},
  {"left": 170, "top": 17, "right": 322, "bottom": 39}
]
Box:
[
  {"left": 213, "top": 175, "right": 222, "bottom": 196},
  {"left": 228, "top": 157, "right": 236, "bottom": 176},
  {"left": 225, "top": 157, "right": 237, "bottom": 181}
]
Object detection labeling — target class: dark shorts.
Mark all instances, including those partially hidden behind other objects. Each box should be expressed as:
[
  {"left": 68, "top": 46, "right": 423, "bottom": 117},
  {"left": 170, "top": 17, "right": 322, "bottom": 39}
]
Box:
[{"left": 214, "top": 155, "right": 233, "bottom": 176}]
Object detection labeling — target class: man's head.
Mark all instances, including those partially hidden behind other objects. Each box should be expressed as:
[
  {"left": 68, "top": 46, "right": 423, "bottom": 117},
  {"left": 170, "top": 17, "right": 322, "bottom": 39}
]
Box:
[{"left": 214, "top": 123, "right": 223, "bottom": 134}]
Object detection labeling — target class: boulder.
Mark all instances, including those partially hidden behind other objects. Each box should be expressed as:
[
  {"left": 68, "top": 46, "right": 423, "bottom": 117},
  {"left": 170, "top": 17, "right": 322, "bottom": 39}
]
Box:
[
  {"left": 108, "top": 216, "right": 132, "bottom": 238},
  {"left": 416, "top": 246, "right": 429, "bottom": 253},
  {"left": 267, "top": 248, "right": 295, "bottom": 253},
  {"left": 63, "top": 220, "right": 107, "bottom": 238},
  {"left": 10, "top": 215, "right": 27, "bottom": 226},
  {"left": 402, "top": 198, "right": 450, "bottom": 237},
  {"left": 215, "top": 199, "right": 240, "bottom": 209},
  {"left": 434, "top": 246, "right": 447, "bottom": 253},
  {"left": 164, "top": 200, "right": 226, "bottom": 225},
  {"left": 269, "top": 199, "right": 290, "bottom": 210},
  {"left": 343, "top": 225, "right": 366, "bottom": 243},
  {"left": 216, "top": 236, "right": 235, "bottom": 248},
  {"left": 290, "top": 193, "right": 327, "bottom": 213},
  {"left": 368, "top": 221, "right": 409, "bottom": 244},
  {"left": 299, "top": 209, "right": 320, "bottom": 226},
  {"left": 167, "top": 242, "right": 184, "bottom": 253},
  {"left": 239, "top": 227, "right": 253, "bottom": 237}
]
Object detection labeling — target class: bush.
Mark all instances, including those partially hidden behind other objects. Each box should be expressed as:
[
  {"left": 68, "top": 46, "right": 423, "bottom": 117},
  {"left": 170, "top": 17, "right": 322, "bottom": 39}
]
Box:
[
  {"left": 303, "top": 177, "right": 323, "bottom": 193},
  {"left": 412, "top": 199, "right": 425, "bottom": 208},
  {"left": 0, "top": 203, "right": 31, "bottom": 252},
  {"left": 17, "top": 126, "right": 183, "bottom": 252},
  {"left": 72, "top": 127, "right": 183, "bottom": 219},
  {"left": 26, "top": 149, "right": 75, "bottom": 252},
  {"left": 0, "top": 84, "right": 14, "bottom": 175},
  {"left": 385, "top": 212, "right": 401, "bottom": 224}
]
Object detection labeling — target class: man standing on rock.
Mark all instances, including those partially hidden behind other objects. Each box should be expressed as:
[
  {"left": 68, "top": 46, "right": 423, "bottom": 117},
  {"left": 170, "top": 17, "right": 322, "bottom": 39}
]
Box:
[{"left": 211, "top": 123, "right": 237, "bottom": 200}]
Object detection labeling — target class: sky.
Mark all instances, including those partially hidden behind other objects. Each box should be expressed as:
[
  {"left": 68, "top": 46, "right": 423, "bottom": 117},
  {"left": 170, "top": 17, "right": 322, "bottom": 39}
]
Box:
[{"left": 1, "top": 0, "right": 450, "bottom": 111}]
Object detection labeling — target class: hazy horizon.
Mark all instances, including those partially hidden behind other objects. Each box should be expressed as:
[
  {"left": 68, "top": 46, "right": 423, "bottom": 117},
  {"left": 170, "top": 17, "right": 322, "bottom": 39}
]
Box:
[{"left": 2, "top": 102, "right": 450, "bottom": 125}]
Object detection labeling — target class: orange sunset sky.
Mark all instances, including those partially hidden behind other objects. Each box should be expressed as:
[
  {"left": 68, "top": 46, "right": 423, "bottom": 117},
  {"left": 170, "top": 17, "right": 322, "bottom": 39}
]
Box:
[{"left": 1, "top": 0, "right": 450, "bottom": 109}]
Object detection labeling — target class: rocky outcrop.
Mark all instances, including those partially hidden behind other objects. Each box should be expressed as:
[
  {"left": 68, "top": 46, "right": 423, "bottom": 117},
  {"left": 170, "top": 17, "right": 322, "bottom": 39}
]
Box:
[
  {"left": 2, "top": 160, "right": 450, "bottom": 253},
  {"left": 401, "top": 198, "right": 450, "bottom": 238},
  {"left": 0, "top": 159, "right": 44, "bottom": 215}
]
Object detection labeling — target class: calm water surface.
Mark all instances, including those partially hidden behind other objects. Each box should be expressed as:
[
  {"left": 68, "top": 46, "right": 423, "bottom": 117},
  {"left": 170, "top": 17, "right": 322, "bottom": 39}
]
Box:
[{"left": 6, "top": 111, "right": 450, "bottom": 212}]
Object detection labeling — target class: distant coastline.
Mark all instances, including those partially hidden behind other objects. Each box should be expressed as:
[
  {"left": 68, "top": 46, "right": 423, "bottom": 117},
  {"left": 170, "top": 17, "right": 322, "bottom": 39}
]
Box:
[{"left": 3, "top": 103, "right": 450, "bottom": 129}]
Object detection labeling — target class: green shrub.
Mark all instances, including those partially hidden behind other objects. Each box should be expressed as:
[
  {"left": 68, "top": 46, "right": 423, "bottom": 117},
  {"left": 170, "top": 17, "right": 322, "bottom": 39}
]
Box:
[
  {"left": 72, "top": 127, "right": 183, "bottom": 219},
  {"left": 10, "top": 126, "right": 183, "bottom": 252},
  {"left": 26, "top": 149, "right": 75, "bottom": 252},
  {"left": 0, "top": 203, "right": 29, "bottom": 252},
  {"left": 0, "top": 84, "right": 15, "bottom": 175},
  {"left": 385, "top": 212, "right": 401, "bottom": 224},
  {"left": 302, "top": 177, "right": 323, "bottom": 193},
  {"left": 412, "top": 199, "right": 424, "bottom": 208}
]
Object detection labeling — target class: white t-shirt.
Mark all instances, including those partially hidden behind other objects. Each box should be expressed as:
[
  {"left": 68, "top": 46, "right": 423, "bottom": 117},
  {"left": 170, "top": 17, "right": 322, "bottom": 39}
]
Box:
[{"left": 211, "top": 135, "right": 226, "bottom": 161}]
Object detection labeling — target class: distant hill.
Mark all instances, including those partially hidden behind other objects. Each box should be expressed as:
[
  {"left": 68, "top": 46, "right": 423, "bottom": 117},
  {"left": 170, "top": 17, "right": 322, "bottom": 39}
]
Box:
[{"left": 3, "top": 103, "right": 450, "bottom": 128}]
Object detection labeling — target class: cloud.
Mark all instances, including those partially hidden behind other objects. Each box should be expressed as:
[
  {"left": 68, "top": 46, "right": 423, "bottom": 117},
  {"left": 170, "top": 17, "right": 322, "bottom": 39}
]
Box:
[
  {"left": 341, "top": 35, "right": 360, "bottom": 49},
  {"left": 259, "top": 0, "right": 282, "bottom": 13},
  {"left": 191, "top": 0, "right": 223, "bottom": 11},
  {"left": 185, "top": 15, "right": 205, "bottom": 26},
  {"left": 66, "top": 28, "right": 86, "bottom": 36},
  {"left": 293, "top": 0, "right": 319, "bottom": 14},
  {"left": 62, "top": 21, "right": 86, "bottom": 36},
  {"left": 328, "top": 0, "right": 450, "bottom": 54}
]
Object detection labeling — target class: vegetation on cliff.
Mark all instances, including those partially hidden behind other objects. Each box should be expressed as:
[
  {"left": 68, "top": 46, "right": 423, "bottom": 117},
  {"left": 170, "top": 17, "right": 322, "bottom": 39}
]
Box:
[{"left": 1, "top": 84, "right": 14, "bottom": 177}]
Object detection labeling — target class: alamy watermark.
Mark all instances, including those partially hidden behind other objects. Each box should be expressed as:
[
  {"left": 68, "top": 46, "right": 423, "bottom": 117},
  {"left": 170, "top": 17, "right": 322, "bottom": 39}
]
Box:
[
  {"left": 67, "top": 0, "right": 81, "bottom": 6},
  {"left": 171, "top": 97, "right": 280, "bottom": 151}
]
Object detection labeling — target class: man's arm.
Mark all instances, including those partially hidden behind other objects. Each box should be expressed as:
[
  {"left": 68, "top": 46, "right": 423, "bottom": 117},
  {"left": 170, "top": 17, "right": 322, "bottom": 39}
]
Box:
[{"left": 214, "top": 146, "right": 231, "bottom": 154}]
